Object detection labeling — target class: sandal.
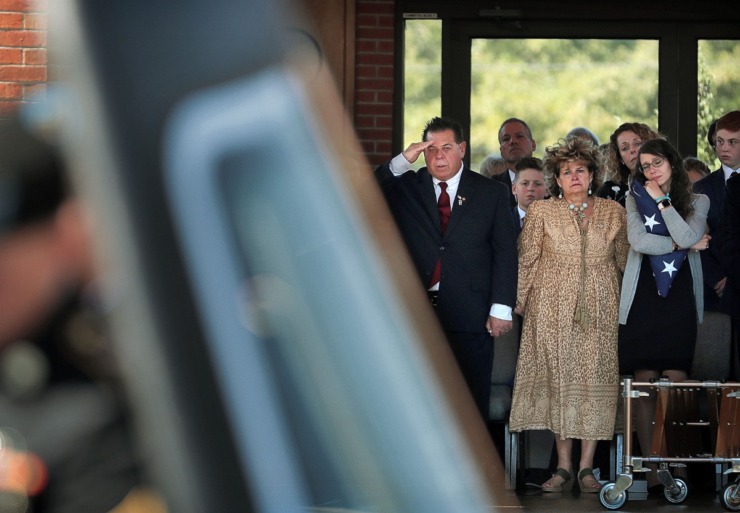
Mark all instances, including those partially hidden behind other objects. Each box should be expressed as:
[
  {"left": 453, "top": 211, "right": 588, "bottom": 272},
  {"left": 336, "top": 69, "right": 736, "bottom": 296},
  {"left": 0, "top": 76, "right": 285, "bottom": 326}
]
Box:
[
  {"left": 578, "top": 468, "right": 602, "bottom": 493},
  {"left": 542, "top": 468, "right": 574, "bottom": 493}
]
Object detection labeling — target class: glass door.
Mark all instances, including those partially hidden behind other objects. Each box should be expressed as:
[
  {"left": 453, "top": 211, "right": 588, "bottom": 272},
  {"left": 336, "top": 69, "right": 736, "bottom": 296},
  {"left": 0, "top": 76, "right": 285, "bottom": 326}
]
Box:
[{"left": 469, "top": 38, "right": 659, "bottom": 170}]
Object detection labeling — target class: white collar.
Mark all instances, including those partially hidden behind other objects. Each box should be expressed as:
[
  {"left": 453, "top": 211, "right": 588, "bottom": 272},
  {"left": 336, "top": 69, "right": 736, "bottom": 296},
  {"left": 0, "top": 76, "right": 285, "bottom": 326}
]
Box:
[{"left": 432, "top": 163, "right": 464, "bottom": 187}]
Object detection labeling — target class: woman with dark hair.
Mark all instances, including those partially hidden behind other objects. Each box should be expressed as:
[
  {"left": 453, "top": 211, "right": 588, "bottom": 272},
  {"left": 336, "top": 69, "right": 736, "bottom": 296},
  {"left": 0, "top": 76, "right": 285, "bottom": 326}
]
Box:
[
  {"left": 618, "top": 138, "right": 710, "bottom": 487},
  {"left": 597, "top": 122, "right": 662, "bottom": 206},
  {"left": 509, "top": 137, "right": 629, "bottom": 494}
]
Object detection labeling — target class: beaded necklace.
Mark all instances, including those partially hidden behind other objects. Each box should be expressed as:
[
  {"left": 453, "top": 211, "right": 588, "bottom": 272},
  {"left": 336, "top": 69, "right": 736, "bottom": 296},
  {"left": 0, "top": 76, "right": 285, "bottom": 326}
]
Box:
[{"left": 568, "top": 201, "right": 589, "bottom": 221}]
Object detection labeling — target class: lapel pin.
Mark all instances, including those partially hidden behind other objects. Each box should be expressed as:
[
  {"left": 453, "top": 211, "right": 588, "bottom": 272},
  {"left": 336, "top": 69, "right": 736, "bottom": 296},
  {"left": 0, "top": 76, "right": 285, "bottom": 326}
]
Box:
[{"left": 457, "top": 195, "right": 466, "bottom": 206}]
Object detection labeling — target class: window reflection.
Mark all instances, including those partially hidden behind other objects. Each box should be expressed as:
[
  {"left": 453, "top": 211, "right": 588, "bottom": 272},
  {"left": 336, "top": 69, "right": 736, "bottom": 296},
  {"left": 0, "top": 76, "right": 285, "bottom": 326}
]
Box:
[
  {"left": 697, "top": 40, "right": 740, "bottom": 169},
  {"left": 470, "top": 39, "right": 659, "bottom": 170},
  {"left": 404, "top": 19, "right": 441, "bottom": 169}
]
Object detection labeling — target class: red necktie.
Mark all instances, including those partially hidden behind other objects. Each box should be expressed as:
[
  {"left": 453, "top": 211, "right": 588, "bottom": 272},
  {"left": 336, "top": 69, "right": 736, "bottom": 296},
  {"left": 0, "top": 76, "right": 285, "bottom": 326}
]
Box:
[{"left": 429, "top": 182, "right": 450, "bottom": 287}]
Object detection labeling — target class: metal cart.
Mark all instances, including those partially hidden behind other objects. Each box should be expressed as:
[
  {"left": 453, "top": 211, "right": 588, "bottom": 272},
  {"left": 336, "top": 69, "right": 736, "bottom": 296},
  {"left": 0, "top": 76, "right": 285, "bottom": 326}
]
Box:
[{"left": 599, "top": 377, "right": 740, "bottom": 510}]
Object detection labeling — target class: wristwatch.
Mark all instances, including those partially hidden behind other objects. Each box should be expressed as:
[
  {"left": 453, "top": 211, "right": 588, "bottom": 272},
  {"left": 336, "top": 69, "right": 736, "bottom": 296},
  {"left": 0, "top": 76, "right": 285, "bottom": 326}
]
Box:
[{"left": 657, "top": 198, "right": 672, "bottom": 210}]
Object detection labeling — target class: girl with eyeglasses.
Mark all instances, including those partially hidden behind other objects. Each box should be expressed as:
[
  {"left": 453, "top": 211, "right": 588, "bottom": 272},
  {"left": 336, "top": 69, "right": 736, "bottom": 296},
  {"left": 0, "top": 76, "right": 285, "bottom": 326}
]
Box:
[{"left": 618, "top": 137, "right": 710, "bottom": 491}]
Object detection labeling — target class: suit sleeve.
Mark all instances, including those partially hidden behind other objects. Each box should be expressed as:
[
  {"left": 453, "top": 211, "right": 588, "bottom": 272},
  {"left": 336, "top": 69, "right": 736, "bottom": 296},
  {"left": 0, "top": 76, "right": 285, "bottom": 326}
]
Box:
[
  {"left": 489, "top": 181, "right": 518, "bottom": 309},
  {"left": 721, "top": 178, "right": 740, "bottom": 294},
  {"left": 694, "top": 176, "right": 726, "bottom": 289},
  {"left": 374, "top": 160, "right": 396, "bottom": 191}
]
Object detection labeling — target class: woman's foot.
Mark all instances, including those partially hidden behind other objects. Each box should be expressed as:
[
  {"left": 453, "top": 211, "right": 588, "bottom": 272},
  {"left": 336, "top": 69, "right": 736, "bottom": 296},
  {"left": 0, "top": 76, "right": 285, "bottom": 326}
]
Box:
[
  {"left": 542, "top": 468, "right": 574, "bottom": 493},
  {"left": 578, "top": 468, "right": 601, "bottom": 493}
]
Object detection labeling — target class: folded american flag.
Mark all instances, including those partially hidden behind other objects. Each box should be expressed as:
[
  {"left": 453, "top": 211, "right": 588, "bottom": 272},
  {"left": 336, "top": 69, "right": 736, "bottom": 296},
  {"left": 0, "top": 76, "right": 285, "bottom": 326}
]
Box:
[{"left": 630, "top": 180, "right": 689, "bottom": 297}]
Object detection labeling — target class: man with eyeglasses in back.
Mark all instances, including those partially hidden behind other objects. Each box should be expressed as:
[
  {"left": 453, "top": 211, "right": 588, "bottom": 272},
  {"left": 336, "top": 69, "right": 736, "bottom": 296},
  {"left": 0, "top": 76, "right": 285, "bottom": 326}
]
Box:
[
  {"left": 693, "top": 110, "right": 740, "bottom": 377},
  {"left": 374, "top": 116, "right": 517, "bottom": 422},
  {"left": 492, "top": 118, "right": 538, "bottom": 207}
]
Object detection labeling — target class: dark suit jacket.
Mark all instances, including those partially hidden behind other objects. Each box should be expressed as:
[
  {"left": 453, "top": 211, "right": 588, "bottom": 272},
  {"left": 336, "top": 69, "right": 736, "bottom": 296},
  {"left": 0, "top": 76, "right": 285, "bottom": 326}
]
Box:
[
  {"left": 511, "top": 205, "right": 522, "bottom": 238},
  {"left": 721, "top": 173, "right": 740, "bottom": 319},
  {"left": 375, "top": 164, "right": 517, "bottom": 333},
  {"left": 492, "top": 169, "right": 517, "bottom": 207},
  {"left": 693, "top": 169, "right": 732, "bottom": 313}
]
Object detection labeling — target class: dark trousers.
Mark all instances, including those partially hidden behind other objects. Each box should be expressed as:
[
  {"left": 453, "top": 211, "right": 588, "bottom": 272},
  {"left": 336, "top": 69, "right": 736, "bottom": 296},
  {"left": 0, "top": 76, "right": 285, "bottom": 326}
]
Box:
[{"left": 444, "top": 330, "right": 494, "bottom": 421}]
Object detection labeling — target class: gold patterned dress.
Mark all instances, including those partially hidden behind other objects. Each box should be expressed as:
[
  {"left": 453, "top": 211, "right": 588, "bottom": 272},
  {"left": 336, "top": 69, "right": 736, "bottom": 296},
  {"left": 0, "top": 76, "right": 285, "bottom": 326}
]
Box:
[{"left": 509, "top": 197, "right": 629, "bottom": 440}]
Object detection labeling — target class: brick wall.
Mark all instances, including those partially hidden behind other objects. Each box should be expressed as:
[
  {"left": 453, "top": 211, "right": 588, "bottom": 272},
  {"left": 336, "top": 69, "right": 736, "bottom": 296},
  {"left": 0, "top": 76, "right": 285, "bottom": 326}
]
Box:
[
  {"left": 354, "top": 0, "right": 394, "bottom": 167},
  {"left": 0, "top": 0, "right": 47, "bottom": 117}
]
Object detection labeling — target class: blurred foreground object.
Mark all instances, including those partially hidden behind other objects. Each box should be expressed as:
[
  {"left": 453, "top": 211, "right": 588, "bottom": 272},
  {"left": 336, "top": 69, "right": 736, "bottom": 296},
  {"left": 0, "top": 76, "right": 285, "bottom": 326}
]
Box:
[
  {"left": 0, "top": 114, "right": 164, "bottom": 512},
  {"left": 46, "top": 0, "right": 512, "bottom": 512}
]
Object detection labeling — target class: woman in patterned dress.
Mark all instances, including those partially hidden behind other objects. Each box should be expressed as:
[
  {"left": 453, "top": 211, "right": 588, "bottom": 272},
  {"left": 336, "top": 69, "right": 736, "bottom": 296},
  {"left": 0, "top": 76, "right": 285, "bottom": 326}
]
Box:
[{"left": 509, "top": 137, "right": 629, "bottom": 494}]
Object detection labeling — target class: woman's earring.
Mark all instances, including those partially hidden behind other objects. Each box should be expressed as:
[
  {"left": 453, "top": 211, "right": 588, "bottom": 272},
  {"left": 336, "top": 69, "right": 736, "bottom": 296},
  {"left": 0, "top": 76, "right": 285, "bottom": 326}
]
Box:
[
  {"left": 588, "top": 185, "right": 592, "bottom": 195},
  {"left": 558, "top": 191, "right": 563, "bottom": 199}
]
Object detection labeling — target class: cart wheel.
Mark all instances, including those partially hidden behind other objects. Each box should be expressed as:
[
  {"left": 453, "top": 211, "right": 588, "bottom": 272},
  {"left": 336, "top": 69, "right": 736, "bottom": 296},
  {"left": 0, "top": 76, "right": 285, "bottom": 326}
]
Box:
[
  {"left": 599, "top": 482, "right": 627, "bottom": 510},
  {"left": 720, "top": 482, "right": 740, "bottom": 511},
  {"left": 663, "top": 477, "right": 688, "bottom": 504}
]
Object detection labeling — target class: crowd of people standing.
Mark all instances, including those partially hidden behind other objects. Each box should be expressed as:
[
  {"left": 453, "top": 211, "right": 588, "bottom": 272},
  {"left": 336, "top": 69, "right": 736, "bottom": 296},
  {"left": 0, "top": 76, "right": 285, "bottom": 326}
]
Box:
[{"left": 376, "top": 109, "right": 740, "bottom": 495}]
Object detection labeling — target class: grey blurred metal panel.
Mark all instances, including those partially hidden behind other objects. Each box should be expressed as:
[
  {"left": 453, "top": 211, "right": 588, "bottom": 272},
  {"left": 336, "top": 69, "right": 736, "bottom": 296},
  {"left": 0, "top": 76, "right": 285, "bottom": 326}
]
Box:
[
  {"left": 48, "top": 1, "right": 292, "bottom": 511},
  {"left": 162, "top": 71, "right": 312, "bottom": 513},
  {"left": 163, "top": 64, "right": 496, "bottom": 512},
  {"left": 50, "top": 1, "right": 503, "bottom": 512}
]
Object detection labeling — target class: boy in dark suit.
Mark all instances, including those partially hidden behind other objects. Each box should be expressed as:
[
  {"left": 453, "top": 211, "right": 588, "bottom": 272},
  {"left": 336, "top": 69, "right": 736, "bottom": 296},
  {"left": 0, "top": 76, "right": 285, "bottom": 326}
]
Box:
[
  {"left": 693, "top": 111, "right": 740, "bottom": 375},
  {"left": 511, "top": 157, "right": 547, "bottom": 237}
]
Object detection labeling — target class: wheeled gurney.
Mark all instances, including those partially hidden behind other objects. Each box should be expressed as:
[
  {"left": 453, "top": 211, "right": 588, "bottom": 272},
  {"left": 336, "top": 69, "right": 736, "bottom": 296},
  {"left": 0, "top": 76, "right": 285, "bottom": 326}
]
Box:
[{"left": 599, "top": 377, "right": 740, "bottom": 510}]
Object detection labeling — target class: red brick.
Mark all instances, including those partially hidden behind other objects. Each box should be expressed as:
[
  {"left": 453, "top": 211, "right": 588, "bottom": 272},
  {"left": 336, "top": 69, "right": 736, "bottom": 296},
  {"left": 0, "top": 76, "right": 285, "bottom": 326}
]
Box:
[
  {"left": 355, "top": 114, "right": 376, "bottom": 127},
  {"left": 0, "top": 82, "right": 22, "bottom": 99},
  {"left": 0, "top": 48, "right": 23, "bottom": 64},
  {"left": 0, "top": 30, "right": 46, "bottom": 47},
  {"left": 377, "top": 91, "right": 394, "bottom": 103},
  {"left": 357, "top": 127, "right": 392, "bottom": 140},
  {"left": 356, "top": 65, "right": 377, "bottom": 79},
  {"left": 377, "top": 40, "right": 394, "bottom": 53},
  {"left": 355, "top": 90, "right": 377, "bottom": 103},
  {"left": 356, "top": 40, "right": 378, "bottom": 53},
  {"left": 375, "top": 115, "right": 393, "bottom": 128},
  {"left": 0, "top": 0, "right": 30, "bottom": 11},
  {"left": 0, "top": 65, "right": 47, "bottom": 81},
  {"left": 355, "top": 102, "right": 388, "bottom": 116},
  {"left": 357, "top": 13, "right": 393, "bottom": 29},
  {"left": 355, "top": 103, "right": 375, "bottom": 118},
  {"left": 24, "top": 13, "right": 46, "bottom": 30},
  {"left": 23, "top": 48, "right": 46, "bottom": 65},
  {"left": 355, "top": 0, "right": 396, "bottom": 160},
  {"left": 357, "top": 13, "right": 379, "bottom": 27},
  {"left": 358, "top": 139, "right": 375, "bottom": 153},
  {"left": 356, "top": 26, "right": 393, "bottom": 41},
  {"left": 356, "top": 77, "right": 393, "bottom": 91},
  {"left": 376, "top": 14, "right": 394, "bottom": 28},
  {"left": 376, "top": 65, "right": 394, "bottom": 79},
  {"left": 367, "top": 154, "right": 390, "bottom": 167},
  {"left": 356, "top": 1, "right": 394, "bottom": 16},
  {"left": 357, "top": 52, "right": 393, "bottom": 66},
  {"left": 1, "top": 0, "right": 47, "bottom": 11},
  {"left": 376, "top": 141, "right": 393, "bottom": 155},
  {"left": 0, "top": 13, "right": 24, "bottom": 29}
]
